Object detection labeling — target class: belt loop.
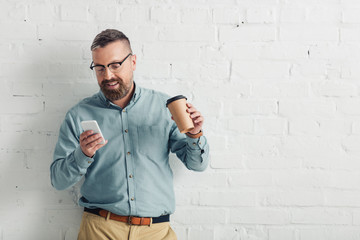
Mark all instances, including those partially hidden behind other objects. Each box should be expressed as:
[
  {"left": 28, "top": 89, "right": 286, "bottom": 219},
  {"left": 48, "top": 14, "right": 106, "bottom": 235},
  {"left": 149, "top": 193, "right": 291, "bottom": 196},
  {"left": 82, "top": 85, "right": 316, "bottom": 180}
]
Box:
[{"left": 106, "top": 211, "right": 111, "bottom": 221}]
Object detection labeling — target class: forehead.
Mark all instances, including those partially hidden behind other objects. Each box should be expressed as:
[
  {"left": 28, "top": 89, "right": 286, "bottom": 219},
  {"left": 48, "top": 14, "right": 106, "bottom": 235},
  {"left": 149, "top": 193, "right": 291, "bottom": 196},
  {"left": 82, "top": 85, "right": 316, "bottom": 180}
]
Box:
[{"left": 92, "top": 40, "right": 129, "bottom": 64}]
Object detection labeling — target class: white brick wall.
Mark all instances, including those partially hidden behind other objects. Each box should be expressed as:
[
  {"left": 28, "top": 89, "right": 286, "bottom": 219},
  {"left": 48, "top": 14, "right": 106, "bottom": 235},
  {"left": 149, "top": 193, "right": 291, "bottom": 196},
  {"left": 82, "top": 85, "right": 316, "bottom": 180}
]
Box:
[{"left": 1, "top": 0, "right": 360, "bottom": 239}]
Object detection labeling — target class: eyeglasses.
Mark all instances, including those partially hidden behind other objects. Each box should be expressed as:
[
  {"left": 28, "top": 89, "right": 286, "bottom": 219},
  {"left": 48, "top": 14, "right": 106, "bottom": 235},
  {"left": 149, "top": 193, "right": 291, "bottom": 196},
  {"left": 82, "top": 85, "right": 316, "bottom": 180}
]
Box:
[{"left": 90, "top": 53, "right": 132, "bottom": 76}]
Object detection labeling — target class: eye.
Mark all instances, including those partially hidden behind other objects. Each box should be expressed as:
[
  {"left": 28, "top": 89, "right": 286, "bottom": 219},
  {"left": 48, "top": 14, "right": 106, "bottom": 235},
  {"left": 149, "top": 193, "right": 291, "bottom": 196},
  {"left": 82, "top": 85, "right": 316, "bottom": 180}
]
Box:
[
  {"left": 110, "top": 63, "right": 121, "bottom": 70},
  {"left": 94, "top": 66, "right": 105, "bottom": 72}
]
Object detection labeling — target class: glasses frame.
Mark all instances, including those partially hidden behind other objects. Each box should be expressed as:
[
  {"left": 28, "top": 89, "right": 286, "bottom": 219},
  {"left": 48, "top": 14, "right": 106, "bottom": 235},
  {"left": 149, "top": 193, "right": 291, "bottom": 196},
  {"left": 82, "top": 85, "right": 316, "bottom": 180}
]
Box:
[{"left": 90, "top": 53, "right": 132, "bottom": 75}]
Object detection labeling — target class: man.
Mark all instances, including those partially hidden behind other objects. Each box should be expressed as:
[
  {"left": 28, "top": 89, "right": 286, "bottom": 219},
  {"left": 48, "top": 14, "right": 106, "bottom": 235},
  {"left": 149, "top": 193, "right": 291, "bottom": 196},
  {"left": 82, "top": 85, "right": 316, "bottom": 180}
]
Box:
[{"left": 50, "top": 29, "right": 209, "bottom": 240}]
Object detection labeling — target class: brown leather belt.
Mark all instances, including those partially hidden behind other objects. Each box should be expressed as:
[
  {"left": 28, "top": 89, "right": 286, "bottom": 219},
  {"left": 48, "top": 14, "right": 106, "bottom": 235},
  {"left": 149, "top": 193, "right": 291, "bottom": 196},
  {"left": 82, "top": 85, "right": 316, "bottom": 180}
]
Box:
[{"left": 84, "top": 207, "right": 169, "bottom": 226}]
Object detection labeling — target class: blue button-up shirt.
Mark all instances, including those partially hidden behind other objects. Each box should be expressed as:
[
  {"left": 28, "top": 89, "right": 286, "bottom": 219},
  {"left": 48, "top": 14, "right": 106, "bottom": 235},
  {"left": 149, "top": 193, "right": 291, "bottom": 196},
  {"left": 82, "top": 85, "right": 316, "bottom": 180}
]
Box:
[{"left": 50, "top": 84, "right": 209, "bottom": 217}]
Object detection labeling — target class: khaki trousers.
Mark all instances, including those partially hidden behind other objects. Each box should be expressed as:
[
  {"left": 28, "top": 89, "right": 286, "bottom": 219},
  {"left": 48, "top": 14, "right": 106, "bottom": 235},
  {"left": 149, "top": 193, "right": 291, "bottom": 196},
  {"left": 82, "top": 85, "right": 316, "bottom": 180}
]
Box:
[{"left": 78, "top": 212, "right": 177, "bottom": 240}]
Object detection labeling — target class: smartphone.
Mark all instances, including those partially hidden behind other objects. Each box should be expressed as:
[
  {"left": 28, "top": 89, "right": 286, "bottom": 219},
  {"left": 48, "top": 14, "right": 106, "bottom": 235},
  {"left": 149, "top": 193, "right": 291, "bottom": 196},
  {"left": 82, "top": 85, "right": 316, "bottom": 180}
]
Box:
[{"left": 80, "top": 120, "right": 106, "bottom": 145}]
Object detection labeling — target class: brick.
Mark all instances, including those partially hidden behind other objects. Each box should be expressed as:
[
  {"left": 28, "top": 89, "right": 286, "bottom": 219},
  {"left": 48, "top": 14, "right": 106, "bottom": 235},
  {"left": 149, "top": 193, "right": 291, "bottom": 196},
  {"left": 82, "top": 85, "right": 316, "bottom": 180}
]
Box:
[
  {"left": 311, "top": 81, "right": 358, "bottom": 97},
  {"left": 28, "top": 3, "right": 57, "bottom": 21},
  {"left": 232, "top": 100, "right": 278, "bottom": 115},
  {"left": 228, "top": 171, "right": 274, "bottom": 187},
  {"left": 47, "top": 208, "right": 83, "bottom": 226},
  {"left": 143, "top": 43, "right": 201, "bottom": 60},
  {"left": 325, "top": 190, "right": 360, "bottom": 207},
  {"left": 342, "top": 8, "right": 360, "bottom": 23},
  {"left": 269, "top": 228, "right": 295, "bottom": 240},
  {"left": 228, "top": 117, "right": 254, "bottom": 134},
  {"left": 119, "top": 6, "right": 149, "bottom": 23},
  {"left": 337, "top": 99, "right": 360, "bottom": 115},
  {"left": 221, "top": 43, "right": 262, "bottom": 60},
  {"left": 38, "top": 23, "right": 98, "bottom": 41},
  {"left": 280, "top": 7, "right": 306, "bottom": 23},
  {"left": 89, "top": 5, "right": 118, "bottom": 22},
  {"left": 0, "top": 3, "right": 26, "bottom": 21},
  {"left": 341, "top": 27, "right": 360, "bottom": 42},
  {"left": 199, "top": 190, "right": 256, "bottom": 206},
  {"left": 246, "top": 7, "right": 275, "bottom": 23},
  {"left": 220, "top": 25, "right": 277, "bottom": 42},
  {"left": 0, "top": 22, "right": 37, "bottom": 40},
  {"left": 188, "top": 227, "right": 214, "bottom": 240},
  {"left": 291, "top": 208, "right": 352, "bottom": 225},
  {"left": 173, "top": 207, "right": 226, "bottom": 224},
  {"left": 244, "top": 155, "right": 302, "bottom": 169},
  {"left": 306, "top": 7, "right": 341, "bottom": 23},
  {"left": 265, "top": 190, "right": 324, "bottom": 207},
  {"left": 232, "top": 61, "right": 290, "bottom": 79},
  {"left": 21, "top": 43, "right": 83, "bottom": 61},
  {"left": 0, "top": 97, "right": 44, "bottom": 114},
  {"left": 135, "top": 60, "right": 170, "bottom": 79},
  {"left": 173, "top": 171, "right": 227, "bottom": 188},
  {"left": 11, "top": 82, "right": 42, "bottom": 97},
  {"left": 151, "top": 7, "right": 179, "bottom": 23},
  {"left": 159, "top": 25, "right": 216, "bottom": 42},
  {"left": 213, "top": 7, "right": 244, "bottom": 24},
  {"left": 210, "top": 153, "right": 244, "bottom": 169},
  {"left": 280, "top": 25, "right": 339, "bottom": 42},
  {"left": 352, "top": 120, "right": 360, "bottom": 134},
  {"left": 181, "top": 8, "right": 212, "bottom": 24},
  {"left": 60, "top": 4, "right": 88, "bottom": 21},
  {"left": 200, "top": 61, "right": 230, "bottom": 79},
  {"left": 229, "top": 207, "right": 290, "bottom": 225},
  {"left": 254, "top": 118, "right": 287, "bottom": 135},
  {"left": 172, "top": 62, "right": 201, "bottom": 79},
  {"left": 279, "top": 100, "right": 336, "bottom": 118},
  {"left": 252, "top": 82, "right": 308, "bottom": 98},
  {"left": 260, "top": 43, "right": 309, "bottom": 60}
]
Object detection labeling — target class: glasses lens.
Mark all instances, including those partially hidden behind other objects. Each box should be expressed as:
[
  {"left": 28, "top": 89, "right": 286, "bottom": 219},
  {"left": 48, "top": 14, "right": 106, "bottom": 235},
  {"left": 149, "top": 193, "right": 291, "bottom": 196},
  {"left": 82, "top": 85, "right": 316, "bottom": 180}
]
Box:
[
  {"left": 93, "top": 66, "right": 105, "bottom": 75},
  {"left": 109, "top": 63, "right": 122, "bottom": 73}
]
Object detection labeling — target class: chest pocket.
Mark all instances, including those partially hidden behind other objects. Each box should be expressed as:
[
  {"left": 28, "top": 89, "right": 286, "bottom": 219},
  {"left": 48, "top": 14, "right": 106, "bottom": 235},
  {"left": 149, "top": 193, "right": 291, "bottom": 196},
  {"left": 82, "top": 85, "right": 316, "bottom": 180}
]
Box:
[{"left": 136, "top": 125, "right": 169, "bottom": 158}]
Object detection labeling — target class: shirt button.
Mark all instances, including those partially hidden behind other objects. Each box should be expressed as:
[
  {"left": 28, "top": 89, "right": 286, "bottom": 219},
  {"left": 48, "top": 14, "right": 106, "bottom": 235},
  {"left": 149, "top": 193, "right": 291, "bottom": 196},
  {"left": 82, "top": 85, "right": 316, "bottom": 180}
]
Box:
[
  {"left": 129, "top": 174, "right": 133, "bottom": 178},
  {"left": 125, "top": 129, "right": 128, "bottom": 133},
  {"left": 88, "top": 161, "right": 92, "bottom": 164},
  {"left": 192, "top": 142, "right": 196, "bottom": 146},
  {"left": 123, "top": 109, "right": 126, "bottom": 112},
  {"left": 131, "top": 197, "right": 134, "bottom": 201},
  {"left": 127, "top": 152, "right": 131, "bottom": 155},
  {"left": 199, "top": 142, "right": 201, "bottom": 145}
]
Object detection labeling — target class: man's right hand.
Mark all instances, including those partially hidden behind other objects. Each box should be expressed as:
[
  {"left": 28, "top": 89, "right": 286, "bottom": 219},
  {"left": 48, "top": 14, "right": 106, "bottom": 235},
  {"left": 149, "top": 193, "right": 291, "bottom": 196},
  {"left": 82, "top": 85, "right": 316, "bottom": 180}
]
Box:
[{"left": 80, "top": 130, "right": 108, "bottom": 157}]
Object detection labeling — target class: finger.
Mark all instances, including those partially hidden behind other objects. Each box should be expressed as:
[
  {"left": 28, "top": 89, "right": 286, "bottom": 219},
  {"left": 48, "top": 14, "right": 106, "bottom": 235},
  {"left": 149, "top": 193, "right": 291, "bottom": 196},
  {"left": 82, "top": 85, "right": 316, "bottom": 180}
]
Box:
[
  {"left": 82, "top": 134, "right": 101, "bottom": 145},
  {"left": 80, "top": 130, "right": 93, "bottom": 141},
  {"left": 193, "top": 116, "right": 204, "bottom": 124},
  {"left": 86, "top": 137, "right": 104, "bottom": 148},
  {"left": 187, "top": 107, "right": 197, "bottom": 114},
  {"left": 190, "top": 111, "right": 201, "bottom": 119},
  {"left": 93, "top": 140, "right": 108, "bottom": 151}
]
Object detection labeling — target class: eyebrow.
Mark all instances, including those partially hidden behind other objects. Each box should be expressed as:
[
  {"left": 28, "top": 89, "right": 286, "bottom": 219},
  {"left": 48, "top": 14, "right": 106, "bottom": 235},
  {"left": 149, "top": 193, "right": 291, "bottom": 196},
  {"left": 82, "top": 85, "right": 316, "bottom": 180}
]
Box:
[{"left": 93, "top": 60, "right": 123, "bottom": 66}]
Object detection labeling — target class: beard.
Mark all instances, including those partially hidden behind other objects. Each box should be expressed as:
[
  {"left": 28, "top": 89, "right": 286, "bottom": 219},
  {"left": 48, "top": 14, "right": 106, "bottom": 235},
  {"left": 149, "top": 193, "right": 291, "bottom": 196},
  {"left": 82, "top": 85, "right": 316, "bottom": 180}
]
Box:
[{"left": 100, "top": 77, "right": 133, "bottom": 102}]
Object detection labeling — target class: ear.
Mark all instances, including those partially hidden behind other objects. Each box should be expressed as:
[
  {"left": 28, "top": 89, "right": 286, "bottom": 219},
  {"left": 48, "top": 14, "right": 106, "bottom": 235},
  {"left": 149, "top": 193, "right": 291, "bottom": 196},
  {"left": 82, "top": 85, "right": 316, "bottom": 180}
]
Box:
[{"left": 131, "top": 54, "right": 137, "bottom": 71}]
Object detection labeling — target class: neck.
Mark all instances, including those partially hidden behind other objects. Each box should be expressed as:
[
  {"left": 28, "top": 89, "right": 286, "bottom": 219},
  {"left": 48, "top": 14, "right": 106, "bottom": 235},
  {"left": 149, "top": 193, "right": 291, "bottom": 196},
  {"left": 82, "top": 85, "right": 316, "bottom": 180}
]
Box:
[{"left": 111, "top": 82, "right": 135, "bottom": 109}]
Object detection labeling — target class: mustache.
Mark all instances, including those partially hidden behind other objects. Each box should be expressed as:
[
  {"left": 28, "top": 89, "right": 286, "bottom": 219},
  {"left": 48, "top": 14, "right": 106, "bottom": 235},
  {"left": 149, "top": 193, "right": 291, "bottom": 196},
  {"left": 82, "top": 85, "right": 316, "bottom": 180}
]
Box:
[{"left": 101, "top": 79, "right": 121, "bottom": 85}]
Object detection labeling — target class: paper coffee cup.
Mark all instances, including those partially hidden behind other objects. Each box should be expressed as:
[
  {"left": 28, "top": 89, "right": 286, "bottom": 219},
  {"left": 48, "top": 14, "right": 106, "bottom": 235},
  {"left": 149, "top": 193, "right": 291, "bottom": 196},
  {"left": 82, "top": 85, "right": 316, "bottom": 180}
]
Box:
[{"left": 166, "top": 95, "right": 194, "bottom": 134}]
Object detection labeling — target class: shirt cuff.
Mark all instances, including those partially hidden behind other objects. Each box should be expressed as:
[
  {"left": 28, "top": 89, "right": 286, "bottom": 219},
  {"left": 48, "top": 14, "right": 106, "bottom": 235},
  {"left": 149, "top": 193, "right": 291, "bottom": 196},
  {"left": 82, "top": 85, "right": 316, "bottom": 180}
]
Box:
[
  {"left": 186, "top": 135, "right": 206, "bottom": 150},
  {"left": 74, "top": 146, "right": 94, "bottom": 169}
]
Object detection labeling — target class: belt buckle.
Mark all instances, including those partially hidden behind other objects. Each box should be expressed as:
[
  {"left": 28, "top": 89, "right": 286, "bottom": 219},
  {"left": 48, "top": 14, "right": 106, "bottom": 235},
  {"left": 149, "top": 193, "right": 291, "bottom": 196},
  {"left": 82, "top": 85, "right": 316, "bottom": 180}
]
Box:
[{"left": 128, "top": 216, "right": 133, "bottom": 225}]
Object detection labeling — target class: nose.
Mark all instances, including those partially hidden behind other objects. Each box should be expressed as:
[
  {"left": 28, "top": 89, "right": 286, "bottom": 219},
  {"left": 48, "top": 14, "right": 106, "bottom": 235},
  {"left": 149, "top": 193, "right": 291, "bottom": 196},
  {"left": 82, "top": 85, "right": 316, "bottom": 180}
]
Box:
[{"left": 104, "top": 67, "right": 114, "bottom": 79}]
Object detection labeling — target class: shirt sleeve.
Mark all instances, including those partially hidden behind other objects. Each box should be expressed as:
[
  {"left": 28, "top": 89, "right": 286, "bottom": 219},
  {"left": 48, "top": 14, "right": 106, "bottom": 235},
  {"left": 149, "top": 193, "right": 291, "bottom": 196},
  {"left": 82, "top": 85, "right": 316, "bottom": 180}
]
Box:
[
  {"left": 50, "top": 112, "right": 94, "bottom": 190},
  {"left": 168, "top": 122, "right": 209, "bottom": 171}
]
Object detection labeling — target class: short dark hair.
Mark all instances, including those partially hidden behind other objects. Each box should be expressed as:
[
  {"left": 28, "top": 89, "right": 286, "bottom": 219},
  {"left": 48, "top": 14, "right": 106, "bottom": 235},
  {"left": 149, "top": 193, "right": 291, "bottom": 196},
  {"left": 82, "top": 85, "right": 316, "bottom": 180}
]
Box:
[{"left": 91, "top": 29, "right": 132, "bottom": 52}]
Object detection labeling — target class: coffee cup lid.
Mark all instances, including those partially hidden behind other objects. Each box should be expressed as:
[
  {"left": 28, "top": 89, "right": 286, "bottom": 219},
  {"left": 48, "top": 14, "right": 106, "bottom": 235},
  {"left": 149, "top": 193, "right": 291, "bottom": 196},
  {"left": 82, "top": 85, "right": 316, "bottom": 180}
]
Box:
[{"left": 166, "top": 95, "right": 187, "bottom": 107}]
